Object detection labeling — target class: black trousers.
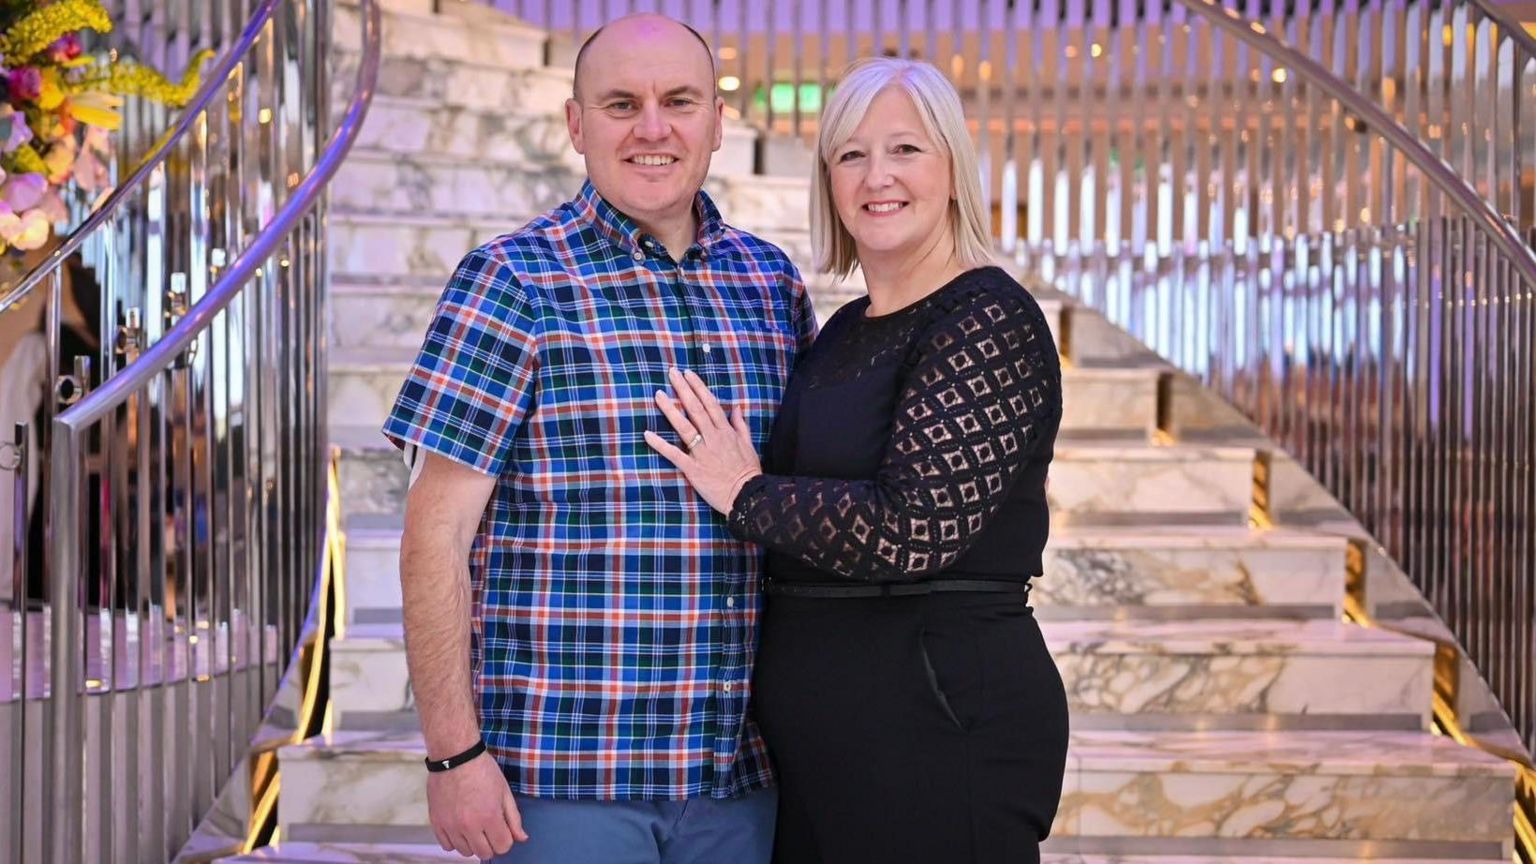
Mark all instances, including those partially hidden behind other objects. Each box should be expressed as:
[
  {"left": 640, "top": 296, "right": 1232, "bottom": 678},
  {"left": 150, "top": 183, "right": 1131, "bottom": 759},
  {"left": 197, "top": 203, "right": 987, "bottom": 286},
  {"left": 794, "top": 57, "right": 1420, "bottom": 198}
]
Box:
[{"left": 753, "top": 590, "right": 1069, "bottom": 864}]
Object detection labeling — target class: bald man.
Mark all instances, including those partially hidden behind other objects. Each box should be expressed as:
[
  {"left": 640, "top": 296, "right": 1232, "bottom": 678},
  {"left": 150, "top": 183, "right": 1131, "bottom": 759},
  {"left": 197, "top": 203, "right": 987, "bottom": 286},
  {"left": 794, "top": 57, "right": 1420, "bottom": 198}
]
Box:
[{"left": 383, "top": 14, "right": 817, "bottom": 864}]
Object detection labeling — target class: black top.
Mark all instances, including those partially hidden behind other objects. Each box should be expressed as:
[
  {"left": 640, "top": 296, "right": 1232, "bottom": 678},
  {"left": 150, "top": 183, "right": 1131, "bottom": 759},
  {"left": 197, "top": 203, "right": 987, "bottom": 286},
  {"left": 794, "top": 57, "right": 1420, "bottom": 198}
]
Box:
[{"left": 727, "top": 266, "right": 1062, "bottom": 585}]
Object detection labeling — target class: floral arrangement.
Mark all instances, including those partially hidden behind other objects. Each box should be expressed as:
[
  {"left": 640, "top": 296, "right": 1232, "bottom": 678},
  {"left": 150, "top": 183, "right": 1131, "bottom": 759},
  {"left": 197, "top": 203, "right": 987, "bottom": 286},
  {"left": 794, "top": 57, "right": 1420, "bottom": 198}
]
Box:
[{"left": 0, "top": 0, "right": 209, "bottom": 256}]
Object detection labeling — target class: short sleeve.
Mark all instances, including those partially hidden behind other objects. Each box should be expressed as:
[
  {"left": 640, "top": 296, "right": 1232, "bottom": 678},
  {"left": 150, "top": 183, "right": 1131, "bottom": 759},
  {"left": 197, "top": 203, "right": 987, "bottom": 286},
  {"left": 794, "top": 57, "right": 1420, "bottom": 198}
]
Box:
[{"left": 381, "top": 247, "right": 541, "bottom": 476}]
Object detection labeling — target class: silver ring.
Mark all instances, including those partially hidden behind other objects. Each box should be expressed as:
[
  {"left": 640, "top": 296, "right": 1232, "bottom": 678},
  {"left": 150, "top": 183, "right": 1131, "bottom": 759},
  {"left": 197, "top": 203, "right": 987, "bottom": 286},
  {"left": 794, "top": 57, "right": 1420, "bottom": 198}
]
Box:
[{"left": 686, "top": 433, "right": 704, "bottom": 451}]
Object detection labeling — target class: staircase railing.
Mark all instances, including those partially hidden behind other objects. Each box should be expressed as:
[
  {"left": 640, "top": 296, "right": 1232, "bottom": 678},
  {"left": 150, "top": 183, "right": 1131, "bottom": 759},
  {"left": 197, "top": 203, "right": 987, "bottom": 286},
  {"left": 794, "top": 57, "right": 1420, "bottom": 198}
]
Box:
[
  {"left": 487, "top": 0, "right": 1536, "bottom": 790},
  {"left": 2, "top": 0, "right": 381, "bottom": 861}
]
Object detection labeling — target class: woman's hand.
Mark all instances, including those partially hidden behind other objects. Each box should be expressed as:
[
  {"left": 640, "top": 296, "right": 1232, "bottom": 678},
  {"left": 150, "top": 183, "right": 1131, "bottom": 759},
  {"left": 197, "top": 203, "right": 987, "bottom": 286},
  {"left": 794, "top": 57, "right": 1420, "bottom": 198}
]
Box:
[{"left": 644, "top": 368, "right": 762, "bottom": 515}]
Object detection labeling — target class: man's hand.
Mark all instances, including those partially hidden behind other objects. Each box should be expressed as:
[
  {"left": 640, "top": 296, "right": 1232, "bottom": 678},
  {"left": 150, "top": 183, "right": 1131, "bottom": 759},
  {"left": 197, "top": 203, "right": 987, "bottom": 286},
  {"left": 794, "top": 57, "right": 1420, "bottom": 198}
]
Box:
[{"left": 428, "top": 752, "right": 529, "bottom": 859}]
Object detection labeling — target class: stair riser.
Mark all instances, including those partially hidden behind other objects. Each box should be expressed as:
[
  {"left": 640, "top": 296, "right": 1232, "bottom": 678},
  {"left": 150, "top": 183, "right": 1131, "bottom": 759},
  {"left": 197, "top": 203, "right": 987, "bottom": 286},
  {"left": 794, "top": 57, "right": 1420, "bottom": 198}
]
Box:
[
  {"left": 339, "top": 533, "right": 1342, "bottom": 623},
  {"left": 1037, "top": 543, "right": 1345, "bottom": 615},
  {"left": 328, "top": 365, "right": 1158, "bottom": 440},
  {"left": 332, "top": 157, "right": 790, "bottom": 225},
  {"left": 332, "top": 53, "right": 555, "bottom": 114},
  {"left": 333, "top": 6, "right": 545, "bottom": 70},
  {"left": 336, "top": 445, "right": 1250, "bottom": 523},
  {"left": 330, "top": 158, "right": 577, "bottom": 223},
  {"left": 1060, "top": 375, "right": 1158, "bottom": 440},
  {"left": 335, "top": 69, "right": 757, "bottom": 182},
  {"left": 329, "top": 219, "right": 817, "bottom": 280},
  {"left": 328, "top": 633, "right": 1428, "bottom": 730},
  {"left": 1050, "top": 650, "right": 1430, "bottom": 724},
  {"left": 1047, "top": 454, "right": 1254, "bottom": 526},
  {"left": 1057, "top": 770, "right": 1512, "bottom": 848},
  {"left": 279, "top": 754, "right": 1511, "bottom": 850}
]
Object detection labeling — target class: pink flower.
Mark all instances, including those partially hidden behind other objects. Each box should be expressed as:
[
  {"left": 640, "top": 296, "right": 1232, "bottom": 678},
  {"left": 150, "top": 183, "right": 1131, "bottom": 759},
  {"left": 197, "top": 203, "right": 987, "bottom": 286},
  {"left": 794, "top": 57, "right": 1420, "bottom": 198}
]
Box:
[
  {"left": 0, "top": 172, "right": 46, "bottom": 212},
  {"left": 72, "top": 143, "right": 107, "bottom": 192},
  {"left": 48, "top": 34, "right": 83, "bottom": 63},
  {"left": 8, "top": 67, "right": 41, "bottom": 103},
  {"left": 0, "top": 104, "right": 31, "bottom": 153}
]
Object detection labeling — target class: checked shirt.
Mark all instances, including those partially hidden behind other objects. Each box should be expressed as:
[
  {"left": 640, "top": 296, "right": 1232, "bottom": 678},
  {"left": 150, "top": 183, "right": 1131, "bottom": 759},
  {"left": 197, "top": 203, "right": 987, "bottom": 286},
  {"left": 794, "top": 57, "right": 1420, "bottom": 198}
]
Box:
[{"left": 383, "top": 180, "right": 817, "bottom": 800}]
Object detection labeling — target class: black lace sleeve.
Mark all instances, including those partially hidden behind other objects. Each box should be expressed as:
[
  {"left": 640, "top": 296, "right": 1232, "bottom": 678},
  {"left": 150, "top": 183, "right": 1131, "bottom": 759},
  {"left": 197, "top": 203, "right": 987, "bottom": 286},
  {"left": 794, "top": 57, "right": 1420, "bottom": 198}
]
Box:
[{"left": 727, "top": 279, "right": 1062, "bottom": 582}]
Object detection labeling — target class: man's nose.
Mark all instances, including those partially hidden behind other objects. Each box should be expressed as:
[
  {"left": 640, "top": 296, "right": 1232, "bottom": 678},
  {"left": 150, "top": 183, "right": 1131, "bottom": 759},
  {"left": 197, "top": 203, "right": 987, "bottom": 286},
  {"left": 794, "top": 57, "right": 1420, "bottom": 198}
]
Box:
[{"left": 633, "top": 102, "right": 669, "bottom": 140}]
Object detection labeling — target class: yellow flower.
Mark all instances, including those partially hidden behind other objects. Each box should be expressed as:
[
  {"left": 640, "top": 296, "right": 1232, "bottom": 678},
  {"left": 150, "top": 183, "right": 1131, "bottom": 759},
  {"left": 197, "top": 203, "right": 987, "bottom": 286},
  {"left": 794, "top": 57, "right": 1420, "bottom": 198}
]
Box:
[
  {"left": 102, "top": 49, "right": 214, "bottom": 108},
  {"left": 0, "top": 0, "right": 112, "bottom": 62},
  {"left": 66, "top": 91, "right": 123, "bottom": 130},
  {"left": 37, "top": 68, "right": 65, "bottom": 111}
]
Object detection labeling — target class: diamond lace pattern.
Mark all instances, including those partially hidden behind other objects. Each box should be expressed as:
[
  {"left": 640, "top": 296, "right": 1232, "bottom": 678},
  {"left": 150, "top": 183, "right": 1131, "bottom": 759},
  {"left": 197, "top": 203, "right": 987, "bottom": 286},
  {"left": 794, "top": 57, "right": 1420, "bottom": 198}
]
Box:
[{"left": 728, "top": 273, "right": 1062, "bottom": 581}]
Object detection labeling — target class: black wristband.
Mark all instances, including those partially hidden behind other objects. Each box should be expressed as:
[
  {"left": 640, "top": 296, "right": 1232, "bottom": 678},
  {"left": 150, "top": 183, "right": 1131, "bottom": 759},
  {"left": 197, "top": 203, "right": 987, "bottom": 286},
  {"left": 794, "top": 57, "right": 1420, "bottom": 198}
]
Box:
[{"left": 424, "top": 739, "right": 486, "bottom": 773}]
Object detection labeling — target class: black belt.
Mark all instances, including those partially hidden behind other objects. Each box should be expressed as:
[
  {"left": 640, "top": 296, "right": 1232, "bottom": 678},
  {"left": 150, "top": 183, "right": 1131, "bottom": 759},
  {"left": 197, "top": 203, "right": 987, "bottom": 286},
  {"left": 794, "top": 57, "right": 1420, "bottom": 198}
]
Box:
[{"left": 763, "top": 578, "right": 1031, "bottom": 599}]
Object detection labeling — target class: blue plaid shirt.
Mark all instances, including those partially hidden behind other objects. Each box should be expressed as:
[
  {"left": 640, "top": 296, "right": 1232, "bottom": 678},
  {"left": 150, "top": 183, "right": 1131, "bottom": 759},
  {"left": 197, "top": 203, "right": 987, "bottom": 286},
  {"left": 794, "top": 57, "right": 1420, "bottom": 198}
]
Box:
[{"left": 383, "top": 181, "right": 816, "bottom": 799}]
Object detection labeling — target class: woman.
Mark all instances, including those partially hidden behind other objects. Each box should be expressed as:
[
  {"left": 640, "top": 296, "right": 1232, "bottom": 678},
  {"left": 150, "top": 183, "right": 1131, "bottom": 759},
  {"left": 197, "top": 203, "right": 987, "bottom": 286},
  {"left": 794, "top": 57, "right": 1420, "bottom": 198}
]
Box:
[{"left": 644, "top": 57, "right": 1068, "bottom": 864}]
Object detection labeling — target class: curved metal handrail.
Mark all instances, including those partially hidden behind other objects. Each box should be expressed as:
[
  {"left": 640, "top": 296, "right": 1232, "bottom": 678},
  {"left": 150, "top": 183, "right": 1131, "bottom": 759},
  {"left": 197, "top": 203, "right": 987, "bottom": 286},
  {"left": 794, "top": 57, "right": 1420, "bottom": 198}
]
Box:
[
  {"left": 1176, "top": 0, "right": 1536, "bottom": 288},
  {"left": 40, "top": 1, "right": 382, "bottom": 859},
  {"left": 1464, "top": 0, "right": 1536, "bottom": 59},
  {"left": 49, "top": 12, "right": 378, "bottom": 433},
  {"left": 0, "top": 0, "right": 281, "bottom": 316}
]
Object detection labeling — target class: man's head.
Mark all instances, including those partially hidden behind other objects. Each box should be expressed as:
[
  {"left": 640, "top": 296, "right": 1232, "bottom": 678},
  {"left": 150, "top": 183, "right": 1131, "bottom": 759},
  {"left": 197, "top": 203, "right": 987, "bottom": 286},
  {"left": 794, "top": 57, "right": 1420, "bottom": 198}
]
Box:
[{"left": 566, "top": 15, "right": 724, "bottom": 234}]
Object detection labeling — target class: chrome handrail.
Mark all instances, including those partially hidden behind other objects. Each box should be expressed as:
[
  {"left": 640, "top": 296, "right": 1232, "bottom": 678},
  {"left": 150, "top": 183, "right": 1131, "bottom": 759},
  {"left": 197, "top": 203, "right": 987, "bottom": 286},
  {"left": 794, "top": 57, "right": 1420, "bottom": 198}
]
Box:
[
  {"left": 1180, "top": 0, "right": 1536, "bottom": 286},
  {"left": 17, "top": 0, "right": 382, "bottom": 861},
  {"left": 0, "top": 1, "right": 277, "bottom": 317}
]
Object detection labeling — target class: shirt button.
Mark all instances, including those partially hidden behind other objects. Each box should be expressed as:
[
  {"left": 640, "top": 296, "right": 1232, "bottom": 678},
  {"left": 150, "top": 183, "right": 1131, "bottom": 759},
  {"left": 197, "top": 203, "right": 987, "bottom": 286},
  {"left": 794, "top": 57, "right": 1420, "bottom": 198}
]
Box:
[
  {"left": 724, "top": 682, "right": 734, "bottom": 693},
  {"left": 702, "top": 344, "right": 713, "bottom": 354},
  {"left": 726, "top": 596, "right": 736, "bottom": 608},
  {"left": 632, "top": 250, "right": 644, "bottom": 262}
]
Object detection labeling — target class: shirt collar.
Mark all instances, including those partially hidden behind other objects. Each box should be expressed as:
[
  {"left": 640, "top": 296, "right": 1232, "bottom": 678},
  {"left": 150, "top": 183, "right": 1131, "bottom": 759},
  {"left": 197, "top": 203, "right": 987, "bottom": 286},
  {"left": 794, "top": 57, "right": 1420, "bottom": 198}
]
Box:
[{"left": 574, "top": 179, "right": 729, "bottom": 259}]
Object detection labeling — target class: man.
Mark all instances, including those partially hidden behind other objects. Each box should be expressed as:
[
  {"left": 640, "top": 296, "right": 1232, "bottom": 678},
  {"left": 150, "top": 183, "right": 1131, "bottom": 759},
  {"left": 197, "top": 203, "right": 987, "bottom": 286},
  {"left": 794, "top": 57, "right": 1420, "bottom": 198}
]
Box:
[{"left": 382, "top": 14, "right": 817, "bottom": 864}]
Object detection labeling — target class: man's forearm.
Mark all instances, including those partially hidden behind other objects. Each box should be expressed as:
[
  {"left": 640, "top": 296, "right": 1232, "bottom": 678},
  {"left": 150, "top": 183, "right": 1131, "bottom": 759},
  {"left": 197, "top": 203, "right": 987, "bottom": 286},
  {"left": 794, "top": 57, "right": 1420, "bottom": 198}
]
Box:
[{"left": 400, "top": 521, "right": 482, "bottom": 757}]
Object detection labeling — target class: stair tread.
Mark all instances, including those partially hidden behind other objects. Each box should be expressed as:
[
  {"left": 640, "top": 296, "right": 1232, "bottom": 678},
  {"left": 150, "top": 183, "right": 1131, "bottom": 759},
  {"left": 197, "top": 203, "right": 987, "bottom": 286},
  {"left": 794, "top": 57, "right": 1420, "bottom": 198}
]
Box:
[
  {"left": 332, "top": 618, "right": 1427, "bottom": 657},
  {"left": 224, "top": 841, "right": 463, "bottom": 862},
  {"left": 1043, "top": 618, "right": 1432, "bottom": 655},
  {"left": 1048, "top": 524, "right": 1343, "bottom": 548},
  {"left": 282, "top": 728, "right": 1513, "bottom": 777},
  {"left": 226, "top": 844, "right": 1498, "bottom": 863}
]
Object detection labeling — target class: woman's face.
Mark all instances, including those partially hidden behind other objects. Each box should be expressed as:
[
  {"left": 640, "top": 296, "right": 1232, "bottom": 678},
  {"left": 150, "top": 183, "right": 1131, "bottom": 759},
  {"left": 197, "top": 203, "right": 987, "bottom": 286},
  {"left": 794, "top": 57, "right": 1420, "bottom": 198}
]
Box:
[{"left": 828, "top": 87, "right": 954, "bottom": 265}]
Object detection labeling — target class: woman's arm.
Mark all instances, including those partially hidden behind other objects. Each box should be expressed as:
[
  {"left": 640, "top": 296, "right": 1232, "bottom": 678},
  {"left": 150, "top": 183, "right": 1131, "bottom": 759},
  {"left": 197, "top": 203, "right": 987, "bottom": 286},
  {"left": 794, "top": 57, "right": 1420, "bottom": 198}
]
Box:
[{"left": 728, "top": 285, "right": 1060, "bottom": 582}]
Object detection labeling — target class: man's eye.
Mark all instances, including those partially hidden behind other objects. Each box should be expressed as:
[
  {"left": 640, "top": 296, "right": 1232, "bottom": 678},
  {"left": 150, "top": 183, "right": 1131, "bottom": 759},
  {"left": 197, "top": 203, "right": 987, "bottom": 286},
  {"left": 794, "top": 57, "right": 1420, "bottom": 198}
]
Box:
[{"left": 608, "top": 101, "right": 635, "bottom": 111}]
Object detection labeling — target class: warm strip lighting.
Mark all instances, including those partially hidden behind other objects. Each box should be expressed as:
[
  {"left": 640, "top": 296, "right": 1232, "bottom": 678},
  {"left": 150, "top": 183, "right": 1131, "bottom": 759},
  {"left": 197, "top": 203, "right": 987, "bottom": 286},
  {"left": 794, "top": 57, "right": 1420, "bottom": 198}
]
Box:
[
  {"left": 719, "top": 75, "right": 740, "bottom": 92},
  {"left": 718, "top": 46, "right": 737, "bottom": 60}
]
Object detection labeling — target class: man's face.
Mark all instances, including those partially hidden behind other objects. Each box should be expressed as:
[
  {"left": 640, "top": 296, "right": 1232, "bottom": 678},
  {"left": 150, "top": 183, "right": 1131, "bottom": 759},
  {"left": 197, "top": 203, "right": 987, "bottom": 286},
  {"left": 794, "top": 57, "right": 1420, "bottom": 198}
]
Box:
[{"left": 565, "top": 19, "right": 724, "bottom": 232}]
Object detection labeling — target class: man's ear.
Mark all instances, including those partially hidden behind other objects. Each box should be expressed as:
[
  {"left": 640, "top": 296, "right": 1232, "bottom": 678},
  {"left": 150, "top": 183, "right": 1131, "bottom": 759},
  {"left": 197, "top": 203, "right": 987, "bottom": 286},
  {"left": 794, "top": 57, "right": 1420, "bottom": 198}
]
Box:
[
  {"left": 711, "top": 96, "right": 725, "bottom": 152},
  {"left": 566, "top": 98, "right": 585, "bottom": 154}
]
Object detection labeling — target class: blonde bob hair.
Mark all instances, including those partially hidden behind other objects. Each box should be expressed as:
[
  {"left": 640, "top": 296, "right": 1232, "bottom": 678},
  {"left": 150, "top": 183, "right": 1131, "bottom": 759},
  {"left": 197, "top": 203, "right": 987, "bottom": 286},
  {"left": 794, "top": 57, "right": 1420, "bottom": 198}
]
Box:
[{"left": 811, "top": 57, "right": 996, "bottom": 278}]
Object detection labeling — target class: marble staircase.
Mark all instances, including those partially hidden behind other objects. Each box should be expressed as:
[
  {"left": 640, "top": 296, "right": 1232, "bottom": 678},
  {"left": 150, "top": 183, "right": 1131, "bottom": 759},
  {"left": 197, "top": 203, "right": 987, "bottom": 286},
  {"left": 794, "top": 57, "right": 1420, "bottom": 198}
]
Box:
[{"left": 229, "top": 1, "right": 1518, "bottom": 860}]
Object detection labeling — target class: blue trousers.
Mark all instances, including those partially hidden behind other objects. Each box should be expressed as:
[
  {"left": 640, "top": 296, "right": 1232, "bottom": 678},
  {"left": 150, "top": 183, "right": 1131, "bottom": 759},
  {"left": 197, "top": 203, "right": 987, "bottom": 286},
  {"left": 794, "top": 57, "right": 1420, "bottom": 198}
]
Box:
[{"left": 485, "top": 786, "right": 777, "bottom": 864}]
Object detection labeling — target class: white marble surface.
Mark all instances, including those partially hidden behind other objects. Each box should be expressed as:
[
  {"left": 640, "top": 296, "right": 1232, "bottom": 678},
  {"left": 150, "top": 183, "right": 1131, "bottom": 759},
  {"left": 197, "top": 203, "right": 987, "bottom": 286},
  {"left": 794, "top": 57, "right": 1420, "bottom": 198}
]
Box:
[
  {"left": 1062, "top": 367, "right": 1160, "bottom": 438},
  {"left": 1039, "top": 526, "right": 1345, "bottom": 613},
  {"left": 334, "top": 2, "right": 545, "bottom": 69},
  {"left": 227, "top": 841, "right": 464, "bottom": 862},
  {"left": 1048, "top": 446, "right": 1257, "bottom": 525},
  {"left": 276, "top": 728, "right": 1514, "bottom": 846},
  {"left": 1045, "top": 619, "right": 1432, "bottom": 721}
]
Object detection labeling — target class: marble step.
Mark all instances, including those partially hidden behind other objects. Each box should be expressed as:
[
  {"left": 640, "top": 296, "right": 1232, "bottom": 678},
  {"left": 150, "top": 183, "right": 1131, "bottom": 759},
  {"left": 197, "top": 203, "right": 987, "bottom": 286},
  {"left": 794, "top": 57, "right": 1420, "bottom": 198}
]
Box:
[
  {"left": 1048, "top": 443, "right": 1258, "bottom": 527},
  {"left": 326, "top": 618, "right": 1432, "bottom": 732},
  {"left": 329, "top": 211, "right": 817, "bottom": 281},
  {"left": 327, "top": 273, "right": 868, "bottom": 356},
  {"left": 331, "top": 428, "right": 1255, "bottom": 524},
  {"left": 275, "top": 729, "right": 1514, "bottom": 856},
  {"left": 326, "top": 348, "right": 1158, "bottom": 437},
  {"left": 345, "top": 103, "right": 760, "bottom": 178},
  {"left": 331, "top": 153, "right": 799, "bottom": 227},
  {"left": 340, "top": 520, "right": 1343, "bottom": 627},
  {"left": 1038, "top": 526, "right": 1347, "bottom": 619},
  {"left": 1042, "top": 619, "right": 1433, "bottom": 729},
  {"left": 333, "top": 1, "right": 545, "bottom": 70},
  {"left": 225, "top": 843, "right": 1504, "bottom": 863}
]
